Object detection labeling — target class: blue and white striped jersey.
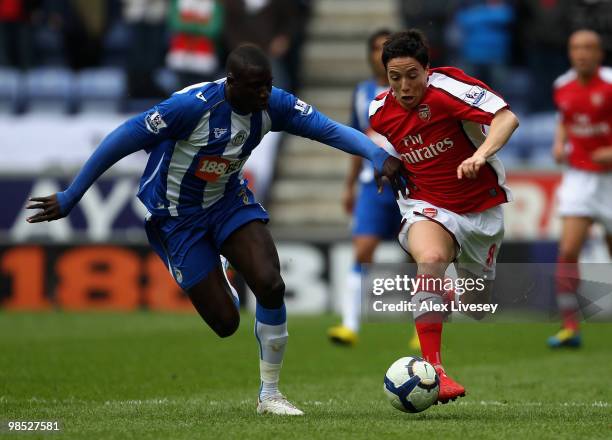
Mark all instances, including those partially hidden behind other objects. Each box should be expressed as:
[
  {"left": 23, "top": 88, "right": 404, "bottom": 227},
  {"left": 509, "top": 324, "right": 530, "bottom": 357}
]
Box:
[
  {"left": 135, "top": 79, "right": 345, "bottom": 216},
  {"left": 55, "top": 78, "right": 390, "bottom": 219}
]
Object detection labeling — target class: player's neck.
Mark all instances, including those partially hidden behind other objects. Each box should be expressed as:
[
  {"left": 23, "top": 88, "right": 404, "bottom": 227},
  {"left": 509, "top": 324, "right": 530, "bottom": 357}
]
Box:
[
  {"left": 224, "top": 87, "right": 252, "bottom": 115},
  {"left": 577, "top": 68, "right": 598, "bottom": 85}
]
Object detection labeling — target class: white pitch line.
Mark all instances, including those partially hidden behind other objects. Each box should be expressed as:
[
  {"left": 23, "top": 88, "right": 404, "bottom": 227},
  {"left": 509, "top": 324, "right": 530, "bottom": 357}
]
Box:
[{"left": 2, "top": 396, "right": 608, "bottom": 409}]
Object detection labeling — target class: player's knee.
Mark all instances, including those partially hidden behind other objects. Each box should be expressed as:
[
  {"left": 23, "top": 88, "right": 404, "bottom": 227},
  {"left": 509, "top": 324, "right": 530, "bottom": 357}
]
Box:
[
  {"left": 254, "top": 271, "right": 285, "bottom": 305},
  {"left": 213, "top": 312, "right": 240, "bottom": 338},
  {"left": 416, "top": 252, "right": 451, "bottom": 276},
  {"left": 355, "top": 248, "right": 375, "bottom": 264},
  {"left": 257, "top": 271, "right": 285, "bottom": 297}
]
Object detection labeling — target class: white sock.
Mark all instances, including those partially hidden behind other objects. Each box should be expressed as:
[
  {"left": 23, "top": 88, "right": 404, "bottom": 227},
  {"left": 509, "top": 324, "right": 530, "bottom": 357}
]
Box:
[
  {"left": 342, "top": 266, "right": 362, "bottom": 332},
  {"left": 259, "top": 360, "right": 282, "bottom": 400},
  {"left": 255, "top": 303, "right": 288, "bottom": 400}
]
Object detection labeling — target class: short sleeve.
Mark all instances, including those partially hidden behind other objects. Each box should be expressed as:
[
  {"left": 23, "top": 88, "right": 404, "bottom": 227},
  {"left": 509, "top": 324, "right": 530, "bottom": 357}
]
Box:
[
  {"left": 133, "top": 91, "right": 208, "bottom": 142},
  {"left": 429, "top": 68, "right": 508, "bottom": 125}
]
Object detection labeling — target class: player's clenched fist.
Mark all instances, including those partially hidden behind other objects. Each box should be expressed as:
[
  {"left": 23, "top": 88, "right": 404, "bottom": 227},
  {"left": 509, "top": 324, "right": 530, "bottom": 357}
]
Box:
[{"left": 457, "top": 154, "right": 486, "bottom": 180}]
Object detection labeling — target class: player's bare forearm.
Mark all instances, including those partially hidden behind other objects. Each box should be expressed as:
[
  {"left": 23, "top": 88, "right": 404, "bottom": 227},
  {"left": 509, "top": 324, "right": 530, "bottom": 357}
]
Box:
[
  {"left": 475, "top": 109, "right": 519, "bottom": 159},
  {"left": 457, "top": 109, "right": 519, "bottom": 179},
  {"left": 554, "top": 120, "right": 568, "bottom": 146},
  {"left": 552, "top": 121, "right": 568, "bottom": 163}
]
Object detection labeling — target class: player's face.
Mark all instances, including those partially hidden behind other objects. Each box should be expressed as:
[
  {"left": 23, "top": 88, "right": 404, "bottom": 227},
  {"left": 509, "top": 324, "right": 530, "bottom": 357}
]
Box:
[
  {"left": 370, "top": 35, "right": 389, "bottom": 81},
  {"left": 386, "top": 57, "right": 428, "bottom": 110},
  {"left": 227, "top": 66, "right": 273, "bottom": 113},
  {"left": 568, "top": 31, "right": 603, "bottom": 77}
]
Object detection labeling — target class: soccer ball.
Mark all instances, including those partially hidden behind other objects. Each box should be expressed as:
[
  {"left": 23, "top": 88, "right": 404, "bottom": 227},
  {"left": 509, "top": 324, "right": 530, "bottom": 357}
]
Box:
[{"left": 383, "top": 356, "right": 440, "bottom": 413}]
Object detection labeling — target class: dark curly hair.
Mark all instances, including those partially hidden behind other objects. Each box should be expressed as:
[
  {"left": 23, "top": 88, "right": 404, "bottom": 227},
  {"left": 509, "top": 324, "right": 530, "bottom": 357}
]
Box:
[{"left": 382, "top": 29, "right": 430, "bottom": 69}]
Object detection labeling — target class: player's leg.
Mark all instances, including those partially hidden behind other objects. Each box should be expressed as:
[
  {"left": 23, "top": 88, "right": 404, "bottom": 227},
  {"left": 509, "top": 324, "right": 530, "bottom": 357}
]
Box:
[
  {"left": 401, "top": 218, "right": 465, "bottom": 403},
  {"left": 404, "top": 219, "right": 455, "bottom": 365},
  {"left": 455, "top": 268, "right": 494, "bottom": 321},
  {"left": 220, "top": 220, "right": 302, "bottom": 415},
  {"left": 145, "top": 217, "right": 239, "bottom": 338},
  {"left": 186, "top": 264, "right": 240, "bottom": 338},
  {"left": 329, "top": 182, "right": 385, "bottom": 345},
  {"left": 328, "top": 235, "right": 379, "bottom": 345},
  {"left": 448, "top": 205, "right": 504, "bottom": 321},
  {"left": 605, "top": 233, "right": 612, "bottom": 260},
  {"left": 549, "top": 216, "right": 592, "bottom": 348}
]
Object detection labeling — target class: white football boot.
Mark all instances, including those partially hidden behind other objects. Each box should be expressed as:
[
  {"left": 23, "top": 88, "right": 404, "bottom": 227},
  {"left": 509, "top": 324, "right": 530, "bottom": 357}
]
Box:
[{"left": 256, "top": 394, "right": 304, "bottom": 416}]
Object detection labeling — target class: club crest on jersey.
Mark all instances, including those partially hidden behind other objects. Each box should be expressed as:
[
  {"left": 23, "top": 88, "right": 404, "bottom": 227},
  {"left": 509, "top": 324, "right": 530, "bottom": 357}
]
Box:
[
  {"left": 144, "top": 110, "right": 167, "bottom": 134},
  {"left": 422, "top": 207, "right": 437, "bottom": 218},
  {"left": 464, "top": 86, "right": 486, "bottom": 106},
  {"left": 417, "top": 104, "right": 431, "bottom": 121},
  {"left": 591, "top": 92, "right": 604, "bottom": 107},
  {"left": 213, "top": 127, "right": 228, "bottom": 139},
  {"left": 294, "top": 98, "right": 313, "bottom": 116},
  {"left": 173, "top": 268, "right": 183, "bottom": 284},
  {"left": 231, "top": 129, "right": 247, "bottom": 146}
]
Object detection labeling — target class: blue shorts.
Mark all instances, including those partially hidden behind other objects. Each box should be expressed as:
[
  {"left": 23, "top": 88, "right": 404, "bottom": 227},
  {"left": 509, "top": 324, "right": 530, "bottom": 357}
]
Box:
[
  {"left": 352, "top": 181, "right": 402, "bottom": 239},
  {"left": 145, "top": 185, "right": 269, "bottom": 290}
]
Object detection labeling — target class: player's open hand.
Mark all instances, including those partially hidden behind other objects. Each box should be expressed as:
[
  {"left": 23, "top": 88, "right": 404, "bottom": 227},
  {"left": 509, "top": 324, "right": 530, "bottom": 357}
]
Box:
[
  {"left": 457, "top": 153, "right": 486, "bottom": 179},
  {"left": 376, "top": 156, "right": 411, "bottom": 199},
  {"left": 591, "top": 147, "right": 612, "bottom": 165},
  {"left": 26, "top": 194, "right": 64, "bottom": 223}
]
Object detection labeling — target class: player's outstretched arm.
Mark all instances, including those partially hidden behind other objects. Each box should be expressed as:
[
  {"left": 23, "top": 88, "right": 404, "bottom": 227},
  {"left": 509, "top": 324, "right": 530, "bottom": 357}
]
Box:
[
  {"left": 26, "top": 116, "right": 159, "bottom": 223},
  {"left": 307, "top": 115, "right": 410, "bottom": 197},
  {"left": 457, "top": 109, "right": 519, "bottom": 179}
]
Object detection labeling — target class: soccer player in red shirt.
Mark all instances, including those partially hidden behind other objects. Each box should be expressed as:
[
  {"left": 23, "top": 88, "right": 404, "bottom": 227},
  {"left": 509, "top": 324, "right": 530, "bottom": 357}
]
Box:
[
  {"left": 369, "top": 30, "right": 519, "bottom": 403},
  {"left": 548, "top": 29, "right": 612, "bottom": 348}
]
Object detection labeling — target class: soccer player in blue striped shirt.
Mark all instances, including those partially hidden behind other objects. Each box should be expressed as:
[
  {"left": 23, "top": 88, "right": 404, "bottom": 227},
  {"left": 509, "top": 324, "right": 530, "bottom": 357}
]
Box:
[{"left": 27, "top": 44, "right": 409, "bottom": 416}]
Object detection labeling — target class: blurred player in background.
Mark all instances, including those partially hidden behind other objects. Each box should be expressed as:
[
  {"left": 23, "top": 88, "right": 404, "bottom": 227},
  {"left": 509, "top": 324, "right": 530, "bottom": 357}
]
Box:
[
  {"left": 369, "top": 30, "right": 519, "bottom": 403},
  {"left": 26, "top": 44, "right": 408, "bottom": 416},
  {"left": 548, "top": 29, "right": 612, "bottom": 348},
  {"left": 327, "top": 29, "right": 419, "bottom": 350}
]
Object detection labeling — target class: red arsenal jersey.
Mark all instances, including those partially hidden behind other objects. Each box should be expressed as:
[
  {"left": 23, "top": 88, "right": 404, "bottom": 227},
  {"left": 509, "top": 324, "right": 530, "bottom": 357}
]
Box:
[
  {"left": 369, "top": 67, "right": 511, "bottom": 214},
  {"left": 553, "top": 67, "right": 612, "bottom": 172}
]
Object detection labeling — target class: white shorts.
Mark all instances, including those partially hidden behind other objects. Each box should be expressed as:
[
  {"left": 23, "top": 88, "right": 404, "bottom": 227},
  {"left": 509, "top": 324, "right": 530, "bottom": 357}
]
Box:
[
  {"left": 557, "top": 168, "right": 612, "bottom": 232},
  {"left": 397, "top": 199, "right": 504, "bottom": 279}
]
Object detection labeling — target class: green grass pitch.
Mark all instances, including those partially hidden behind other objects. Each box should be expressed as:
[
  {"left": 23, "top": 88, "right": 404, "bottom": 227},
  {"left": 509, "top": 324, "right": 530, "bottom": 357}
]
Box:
[{"left": 1, "top": 312, "right": 610, "bottom": 439}]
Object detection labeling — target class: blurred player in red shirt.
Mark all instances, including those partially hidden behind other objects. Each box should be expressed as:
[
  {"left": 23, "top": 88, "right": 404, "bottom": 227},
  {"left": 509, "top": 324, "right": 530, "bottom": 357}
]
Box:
[
  {"left": 370, "top": 30, "right": 519, "bottom": 403},
  {"left": 548, "top": 30, "right": 612, "bottom": 348}
]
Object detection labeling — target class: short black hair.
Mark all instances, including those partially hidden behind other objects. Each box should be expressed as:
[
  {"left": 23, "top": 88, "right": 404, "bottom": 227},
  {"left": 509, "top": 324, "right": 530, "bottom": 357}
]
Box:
[
  {"left": 382, "top": 29, "right": 429, "bottom": 69},
  {"left": 226, "top": 44, "right": 271, "bottom": 77},
  {"left": 368, "top": 28, "right": 392, "bottom": 53}
]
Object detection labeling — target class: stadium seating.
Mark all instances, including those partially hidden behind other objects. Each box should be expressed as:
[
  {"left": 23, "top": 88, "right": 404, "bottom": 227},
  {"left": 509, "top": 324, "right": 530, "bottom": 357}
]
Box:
[
  {"left": 23, "top": 67, "right": 76, "bottom": 114},
  {"left": 75, "top": 67, "right": 127, "bottom": 113},
  {"left": 0, "top": 67, "right": 22, "bottom": 114}
]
